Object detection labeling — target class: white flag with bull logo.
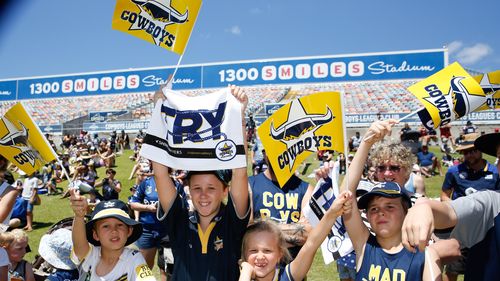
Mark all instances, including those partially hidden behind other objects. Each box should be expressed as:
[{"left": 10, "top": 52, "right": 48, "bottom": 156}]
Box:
[{"left": 140, "top": 88, "right": 247, "bottom": 170}]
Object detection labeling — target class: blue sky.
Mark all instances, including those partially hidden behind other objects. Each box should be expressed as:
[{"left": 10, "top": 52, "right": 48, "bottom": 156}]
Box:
[{"left": 0, "top": 0, "right": 499, "bottom": 80}]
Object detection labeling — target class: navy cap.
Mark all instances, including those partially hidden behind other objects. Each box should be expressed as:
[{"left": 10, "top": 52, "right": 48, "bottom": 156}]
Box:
[
  {"left": 85, "top": 200, "right": 142, "bottom": 246},
  {"left": 186, "top": 170, "right": 232, "bottom": 186},
  {"left": 357, "top": 182, "right": 411, "bottom": 210}
]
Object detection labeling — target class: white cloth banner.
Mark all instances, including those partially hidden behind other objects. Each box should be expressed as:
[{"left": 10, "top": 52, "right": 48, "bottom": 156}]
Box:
[
  {"left": 140, "top": 88, "right": 246, "bottom": 170},
  {"left": 303, "top": 168, "right": 354, "bottom": 264}
]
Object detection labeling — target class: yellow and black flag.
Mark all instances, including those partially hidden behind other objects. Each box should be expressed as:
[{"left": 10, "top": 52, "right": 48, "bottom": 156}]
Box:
[
  {"left": 112, "top": 0, "right": 202, "bottom": 55},
  {"left": 257, "top": 92, "right": 345, "bottom": 187},
  {"left": 409, "top": 62, "right": 485, "bottom": 129},
  {"left": 0, "top": 103, "right": 58, "bottom": 175}
]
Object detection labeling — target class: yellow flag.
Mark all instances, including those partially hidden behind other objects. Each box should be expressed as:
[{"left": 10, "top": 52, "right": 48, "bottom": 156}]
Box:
[
  {"left": 474, "top": 70, "right": 500, "bottom": 111},
  {"left": 0, "top": 103, "right": 58, "bottom": 175},
  {"left": 257, "top": 92, "right": 345, "bottom": 187},
  {"left": 408, "top": 62, "right": 484, "bottom": 128},
  {"left": 112, "top": 0, "right": 202, "bottom": 55}
]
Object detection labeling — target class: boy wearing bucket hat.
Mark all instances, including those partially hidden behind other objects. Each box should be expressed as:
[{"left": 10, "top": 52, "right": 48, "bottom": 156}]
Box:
[{"left": 69, "top": 190, "right": 155, "bottom": 280}]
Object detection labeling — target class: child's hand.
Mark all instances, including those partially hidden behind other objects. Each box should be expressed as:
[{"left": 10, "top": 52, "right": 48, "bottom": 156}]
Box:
[
  {"left": 239, "top": 261, "right": 256, "bottom": 280},
  {"left": 229, "top": 85, "right": 248, "bottom": 115},
  {"left": 329, "top": 191, "right": 353, "bottom": 217},
  {"left": 314, "top": 161, "right": 334, "bottom": 181},
  {"left": 69, "top": 188, "right": 88, "bottom": 218},
  {"left": 153, "top": 74, "right": 173, "bottom": 104}
]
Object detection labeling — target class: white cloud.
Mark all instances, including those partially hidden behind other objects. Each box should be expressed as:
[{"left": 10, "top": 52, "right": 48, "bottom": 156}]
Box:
[
  {"left": 446, "top": 41, "right": 463, "bottom": 55},
  {"left": 226, "top": 25, "right": 241, "bottom": 36},
  {"left": 456, "top": 43, "right": 492, "bottom": 64}
]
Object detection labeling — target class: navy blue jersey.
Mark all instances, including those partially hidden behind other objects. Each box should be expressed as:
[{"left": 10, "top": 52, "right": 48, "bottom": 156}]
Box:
[
  {"left": 250, "top": 173, "right": 309, "bottom": 224},
  {"left": 101, "top": 178, "right": 120, "bottom": 201},
  {"left": 161, "top": 194, "right": 249, "bottom": 281},
  {"left": 129, "top": 176, "right": 159, "bottom": 227},
  {"left": 356, "top": 235, "right": 425, "bottom": 281},
  {"left": 442, "top": 162, "right": 498, "bottom": 199}
]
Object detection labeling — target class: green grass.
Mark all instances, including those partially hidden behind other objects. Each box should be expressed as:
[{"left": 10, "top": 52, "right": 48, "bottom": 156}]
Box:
[{"left": 23, "top": 145, "right": 482, "bottom": 280}]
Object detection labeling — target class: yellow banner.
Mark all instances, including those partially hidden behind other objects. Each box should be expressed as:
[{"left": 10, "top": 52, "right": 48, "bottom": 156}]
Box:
[
  {"left": 112, "top": 0, "right": 202, "bottom": 55},
  {"left": 474, "top": 70, "right": 500, "bottom": 111},
  {"left": 257, "top": 92, "right": 345, "bottom": 187},
  {"left": 408, "top": 62, "right": 484, "bottom": 128},
  {"left": 0, "top": 103, "right": 57, "bottom": 175}
]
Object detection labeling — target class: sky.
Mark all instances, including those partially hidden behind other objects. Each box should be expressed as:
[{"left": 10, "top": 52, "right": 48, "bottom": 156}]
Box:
[{"left": 0, "top": 0, "right": 499, "bottom": 80}]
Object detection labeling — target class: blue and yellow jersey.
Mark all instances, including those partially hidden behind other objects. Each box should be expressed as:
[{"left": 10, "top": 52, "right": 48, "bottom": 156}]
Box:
[
  {"left": 250, "top": 173, "right": 309, "bottom": 224},
  {"left": 356, "top": 235, "right": 425, "bottom": 281},
  {"left": 160, "top": 194, "right": 249, "bottom": 281}
]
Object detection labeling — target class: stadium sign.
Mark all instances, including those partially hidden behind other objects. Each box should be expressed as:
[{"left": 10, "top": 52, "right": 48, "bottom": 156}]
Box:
[
  {"left": 38, "top": 124, "right": 62, "bottom": 134},
  {"left": 83, "top": 120, "right": 149, "bottom": 132},
  {"left": 0, "top": 49, "right": 446, "bottom": 101},
  {"left": 264, "top": 103, "right": 286, "bottom": 116}
]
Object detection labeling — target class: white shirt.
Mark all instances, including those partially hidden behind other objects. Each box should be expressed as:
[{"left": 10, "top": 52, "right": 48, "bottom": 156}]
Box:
[
  {"left": 71, "top": 246, "right": 156, "bottom": 281},
  {"left": 21, "top": 177, "right": 38, "bottom": 200}
]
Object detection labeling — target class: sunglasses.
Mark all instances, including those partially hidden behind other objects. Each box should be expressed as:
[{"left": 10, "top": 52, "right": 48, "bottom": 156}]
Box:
[{"left": 376, "top": 165, "right": 401, "bottom": 173}]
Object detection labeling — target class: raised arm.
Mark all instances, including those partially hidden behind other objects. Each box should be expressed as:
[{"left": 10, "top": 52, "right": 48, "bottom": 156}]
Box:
[
  {"left": 340, "top": 120, "right": 397, "bottom": 254},
  {"left": 69, "top": 189, "right": 90, "bottom": 261},
  {"left": 289, "top": 191, "right": 352, "bottom": 280},
  {"left": 152, "top": 162, "right": 177, "bottom": 214},
  {"left": 229, "top": 85, "right": 249, "bottom": 218}
]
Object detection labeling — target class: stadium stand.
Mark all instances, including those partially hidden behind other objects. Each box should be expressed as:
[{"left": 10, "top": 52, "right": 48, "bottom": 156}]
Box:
[{"left": 1, "top": 80, "right": 421, "bottom": 126}]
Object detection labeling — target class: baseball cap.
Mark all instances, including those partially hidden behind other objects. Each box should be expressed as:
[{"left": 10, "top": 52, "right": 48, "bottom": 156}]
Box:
[
  {"left": 474, "top": 133, "right": 500, "bottom": 157},
  {"left": 357, "top": 182, "right": 411, "bottom": 210},
  {"left": 186, "top": 170, "right": 232, "bottom": 186},
  {"left": 85, "top": 199, "right": 142, "bottom": 246}
]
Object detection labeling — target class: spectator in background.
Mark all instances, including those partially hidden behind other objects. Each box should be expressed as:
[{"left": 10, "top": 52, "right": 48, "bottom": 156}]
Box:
[
  {"left": 440, "top": 123, "right": 455, "bottom": 151},
  {"left": 416, "top": 144, "right": 442, "bottom": 177},
  {"left": 400, "top": 123, "right": 412, "bottom": 141},
  {"left": 21, "top": 172, "right": 40, "bottom": 232},
  {"left": 462, "top": 120, "right": 477, "bottom": 134},
  {"left": 251, "top": 133, "right": 265, "bottom": 175},
  {"left": 94, "top": 168, "right": 121, "bottom": 201},
  {"left": 348, "top": 131, "right": 362, "bottom": 152}
]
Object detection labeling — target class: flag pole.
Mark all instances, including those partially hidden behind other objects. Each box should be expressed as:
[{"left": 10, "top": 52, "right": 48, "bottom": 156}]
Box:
[{"left": 397, "top": 107, "right": 422, "bottom": 123}]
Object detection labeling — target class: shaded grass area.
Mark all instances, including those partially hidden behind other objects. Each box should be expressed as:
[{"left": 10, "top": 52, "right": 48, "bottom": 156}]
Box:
[{"left": 24, "top": 145, "right": 479, "bottom": 280}]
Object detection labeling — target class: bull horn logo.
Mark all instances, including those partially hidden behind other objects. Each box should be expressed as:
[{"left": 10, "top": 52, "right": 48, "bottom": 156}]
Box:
[
  {"left": 450, "top": 76, "right": 471, "bottom": 118},
  {"left": 0, "top": 118, "right": 29, "bottom": 148},
  {"left": 270, "top": 106, "right": 333, "bottom": 141},
  {"left": 132, "top": 0, "right": 188, "bottom": 23}
]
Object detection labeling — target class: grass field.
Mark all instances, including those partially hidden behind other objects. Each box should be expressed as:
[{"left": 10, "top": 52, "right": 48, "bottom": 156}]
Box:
[{"left": 22, "top": 144, "right": 485, "bottom": 280}]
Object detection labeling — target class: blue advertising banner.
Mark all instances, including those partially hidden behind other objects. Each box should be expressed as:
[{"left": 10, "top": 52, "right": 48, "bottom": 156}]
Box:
[
  {"left": 83, "top": 120, "right": 149, "bottom": 132},
  {"left": 1, "top": 49, "right": 446, "bottom": 101},
  {"left": 39, "top": 124, "right": 63, "bottom": 134},
  {"left": 89, "top": 110, "right": 129, "bottom": 122},
  {"left": 0, "top": 80, "right": 17, "bottom": 101},
  {"left": 264, "top": 103, "right": 286, "bottom": 116},
  {"left": 203, "top": 50, "right": 446, "bottom": 88},
  {"left": 16, "top": 66, "right": 202, "bottom": 100}
]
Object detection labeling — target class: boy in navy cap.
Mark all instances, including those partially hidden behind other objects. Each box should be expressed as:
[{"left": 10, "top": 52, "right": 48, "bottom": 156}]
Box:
[
  {"left": 342, "top": 120, "right": 442, "bottom": 281},
  {"left": 69, "top": 190, "right": 155, "bottom": 280}
]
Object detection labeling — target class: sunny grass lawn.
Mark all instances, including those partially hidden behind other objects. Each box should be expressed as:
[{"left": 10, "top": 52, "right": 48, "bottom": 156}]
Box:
[{"left": 24, "top": 145, "right": 480, "bottom": 280}]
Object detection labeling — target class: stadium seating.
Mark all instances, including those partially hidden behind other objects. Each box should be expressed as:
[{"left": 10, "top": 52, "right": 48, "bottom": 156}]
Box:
[{"left": 0, "top": 80, "right": 422, "bottom": 125}]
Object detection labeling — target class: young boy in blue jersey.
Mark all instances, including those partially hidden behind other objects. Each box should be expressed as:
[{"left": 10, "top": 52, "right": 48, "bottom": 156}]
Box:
[
  {"left": 151, "top": 85, "right": 250, "bottom": 281},
  {"left": 342, "top": 120, "right": 442, "bottom": 281}
]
